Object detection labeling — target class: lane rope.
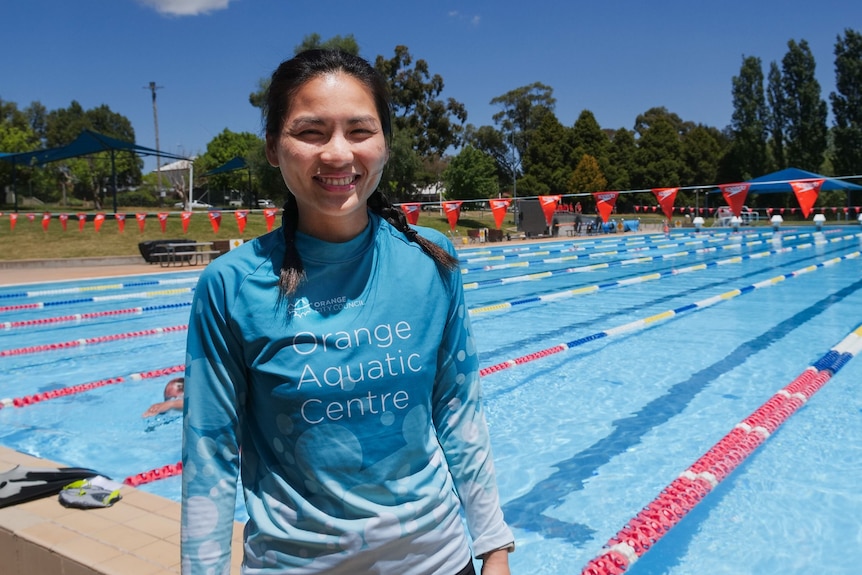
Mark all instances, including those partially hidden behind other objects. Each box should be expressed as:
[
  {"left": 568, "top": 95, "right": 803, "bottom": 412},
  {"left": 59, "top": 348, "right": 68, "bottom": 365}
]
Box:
[
  {"left": 0, "top": 324, "right": 189, "bottom": 357},
  {"left": 579, "top": 322, "right": 862, "bottom": 575},
  {"left": 478, "top": 251, "right": 860, "bottom": 377},
  {"left": 0, "top": 276, "right": 198, "bottom": 300},
  {"left": 0, "top": 287, "right": 195, "bottom": 315},
  {"left": 468, "top": 234, "right": 861, "bottom": 316},
  {"left": 1, "top": 301, "right": 192, "bottom": 330},
  {"left": 0, "top": 364, "right": 185, "bottom": 409}
]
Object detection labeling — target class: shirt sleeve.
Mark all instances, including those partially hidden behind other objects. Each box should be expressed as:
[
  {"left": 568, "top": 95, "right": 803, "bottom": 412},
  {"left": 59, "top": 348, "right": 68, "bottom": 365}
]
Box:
[
  {"left": 431, "top": 262, "right": 515, "bottom": 559},
  {"left": 181, "top": 268, "right": 245, "bottom": 575}
]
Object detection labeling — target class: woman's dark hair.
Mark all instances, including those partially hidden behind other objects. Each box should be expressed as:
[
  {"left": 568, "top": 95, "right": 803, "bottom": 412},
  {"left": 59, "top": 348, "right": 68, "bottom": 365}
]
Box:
[{"left": 264, "top": 49, "right": 458, "bottom": 295}]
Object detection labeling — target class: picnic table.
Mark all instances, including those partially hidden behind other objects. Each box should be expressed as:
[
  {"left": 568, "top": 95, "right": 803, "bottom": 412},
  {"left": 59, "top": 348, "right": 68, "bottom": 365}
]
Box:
[{"left": 155, "top": 241, "right": 220, "bottom": 267}]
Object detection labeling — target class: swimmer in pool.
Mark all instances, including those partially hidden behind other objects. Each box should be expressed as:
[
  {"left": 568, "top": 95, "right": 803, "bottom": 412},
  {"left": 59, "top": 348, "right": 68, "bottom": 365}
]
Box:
[{"left": 142, "top": 377, "right": 184, "bottom": 418}]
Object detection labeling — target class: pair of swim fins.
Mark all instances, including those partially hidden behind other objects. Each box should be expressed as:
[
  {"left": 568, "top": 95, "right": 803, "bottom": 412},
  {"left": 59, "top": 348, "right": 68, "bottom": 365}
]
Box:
[{"left": 0, "top": 465, "right": 100, "bottom": 508}]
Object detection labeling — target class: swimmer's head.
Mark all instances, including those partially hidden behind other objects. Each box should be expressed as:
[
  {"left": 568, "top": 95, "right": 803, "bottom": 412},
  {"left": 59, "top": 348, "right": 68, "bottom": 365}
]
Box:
[{"left": 164, "top": 377, "right": 185, "bottom": 400}]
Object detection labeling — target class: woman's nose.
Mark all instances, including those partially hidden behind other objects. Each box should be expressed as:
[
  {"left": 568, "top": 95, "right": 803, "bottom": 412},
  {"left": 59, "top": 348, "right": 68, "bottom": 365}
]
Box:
[{"left": 320, "top": 133, "right": 352, "bottom": 164}]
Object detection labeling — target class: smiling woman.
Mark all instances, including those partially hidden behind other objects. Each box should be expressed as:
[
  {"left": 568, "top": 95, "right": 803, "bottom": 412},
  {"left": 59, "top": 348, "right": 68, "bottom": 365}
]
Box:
[{"left": 181, "top": 49, "right": 514, "bottom": 575}]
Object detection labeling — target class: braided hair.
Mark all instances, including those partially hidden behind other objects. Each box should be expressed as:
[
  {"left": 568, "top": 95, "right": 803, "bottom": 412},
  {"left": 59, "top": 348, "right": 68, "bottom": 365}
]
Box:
[{"left": 264, "top": 50, "right": 458, "bottom": 296}]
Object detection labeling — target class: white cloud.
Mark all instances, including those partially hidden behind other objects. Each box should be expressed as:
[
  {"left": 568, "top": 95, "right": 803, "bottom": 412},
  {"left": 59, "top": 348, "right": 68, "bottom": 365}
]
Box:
[
  {"left": 137, "top": 0, "right": 232, "bottom": 17},
  {"left": 448, "top": 10, "right": 481, "bottom": 26}
]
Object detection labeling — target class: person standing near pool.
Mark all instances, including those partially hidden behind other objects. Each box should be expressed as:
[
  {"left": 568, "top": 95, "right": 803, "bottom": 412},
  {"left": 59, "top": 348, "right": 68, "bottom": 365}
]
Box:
[{"left": 180, "top": 50, "right": 514, "bottom": 575}]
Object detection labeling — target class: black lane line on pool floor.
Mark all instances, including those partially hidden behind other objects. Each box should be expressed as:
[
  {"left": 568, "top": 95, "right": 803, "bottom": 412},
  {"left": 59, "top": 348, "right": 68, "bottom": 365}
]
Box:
[{"left": 498, "top": 275, "right": 862, "bottom": 546}]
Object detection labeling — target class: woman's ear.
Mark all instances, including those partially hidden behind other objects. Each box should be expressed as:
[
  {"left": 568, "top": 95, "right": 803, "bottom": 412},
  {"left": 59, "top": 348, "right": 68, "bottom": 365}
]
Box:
[{"left": 265, "top": 135, "right": 279, "bottom": 167}]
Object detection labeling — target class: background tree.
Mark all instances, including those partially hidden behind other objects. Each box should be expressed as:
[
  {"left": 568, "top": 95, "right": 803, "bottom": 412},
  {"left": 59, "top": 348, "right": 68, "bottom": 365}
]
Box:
[
  {"left": 374, "top": 45, "right": 467, "bottom": 158},
  {"left": 568, "top": 154, "right": 607, "bottom": 196},
  {"left": 520, "top": 112, "right": 572, "bottom": 197},
  {"left": 830, "top": 28, "right": 862, "bottom": 177},
  {"left": 489, "top": 82, "right": 556, "bottom": 168},
  {"left": 443, "top": 146, "right": 498, "bottom": 202},
  {"left": 606, "top": 128, "right": 635, "bottom": 194},
  {"left": 464, "top": 124, "right": 518, "bottom": 195},
  {"left": 780, "top": 39, "right": 829, "bottom": 172},
  {"left": 728, "top": 56, "right": 770, "bottom": 180},
  {"left": 42, "top": 101, "right": 141, "bottom": 208},
  {"left": 631, "top": 108, "right": 686, "bottom": 191},
  {"left": 196, "top": 129, "right": 263, "bottom": 206},
  {"left": 766, "top": 62, "right": 787, "bottom": 169},
  {"left": 381, "top": 129, "right": 423, "bottom": 201},
  {"left": 248, "top": 34, "right": 360, "bottom": 109},
  {"left": 569, "top": 110, "right": 610, "bottom": 177}
]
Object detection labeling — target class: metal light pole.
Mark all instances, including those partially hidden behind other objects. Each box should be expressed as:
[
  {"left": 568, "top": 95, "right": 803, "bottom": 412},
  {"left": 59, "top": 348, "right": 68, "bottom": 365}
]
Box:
[{"left": 147, "top": 82, "right": 164, "bottom": 205}]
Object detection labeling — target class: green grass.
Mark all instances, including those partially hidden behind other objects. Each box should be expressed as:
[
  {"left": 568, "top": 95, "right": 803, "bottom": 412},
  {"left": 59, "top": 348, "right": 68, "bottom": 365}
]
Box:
[{"left": 0, "top": 206, "right": 676, "bottom": 261}]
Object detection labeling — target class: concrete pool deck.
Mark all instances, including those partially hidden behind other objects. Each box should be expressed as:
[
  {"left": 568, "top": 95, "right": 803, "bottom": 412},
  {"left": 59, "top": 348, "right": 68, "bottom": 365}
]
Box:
[{"left": 0, "top": 257, "right": 243, "bottom": 574}]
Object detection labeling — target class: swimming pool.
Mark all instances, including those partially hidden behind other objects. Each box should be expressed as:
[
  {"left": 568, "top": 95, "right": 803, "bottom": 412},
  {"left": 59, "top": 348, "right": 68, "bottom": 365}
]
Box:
[{"left": 2, "top": 226, "right": 861, "bottom": 574}]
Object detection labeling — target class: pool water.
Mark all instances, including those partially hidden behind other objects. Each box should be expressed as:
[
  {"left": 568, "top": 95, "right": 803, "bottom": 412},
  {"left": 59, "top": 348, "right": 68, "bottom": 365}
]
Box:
[{"left": 1, "top": 227, "right": 861, "bottom": 574}]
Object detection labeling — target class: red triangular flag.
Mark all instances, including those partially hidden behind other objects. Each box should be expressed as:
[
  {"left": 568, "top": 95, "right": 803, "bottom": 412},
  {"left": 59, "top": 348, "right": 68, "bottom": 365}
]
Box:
[
  {"left": 442, "top": 201, "right": 462, "bottom": 231},
  {"left": 208, "top": 210, "right": 222, "bottom": 233},
  {"left": 235, "top": 210, "right": 248, "bottom": 234},
  {"left": 489, "top": 199, "right": 511, "bottom": 229},
  {"left": 264, "top": 208, "right": 277, "bottom": 232},
  {"left": 789, "top": 179, "right": 823, "bottom": 218},
  {"left": 539, "top": 195, "right": 560, "bottom": 226},
  {"left": 400, "top": 203, "right": 421, "bottom": 225},
  {"left": 116, "top": 213, "right": 126, "bottom": 233},
  {"left": 592, "top": 192, "right": 619, "bottom": 223},
  {"left": 181, "top": 211, "right": 192, "bottom": 233},
  {"left": 136, "top": 213, "right": 147, "bottom": 233},
  {"left": 652, "top": 188, "right": 678, "bottom": 220},
  {"left": 41, "top": 212, "right": 51, "bottom": 231}
]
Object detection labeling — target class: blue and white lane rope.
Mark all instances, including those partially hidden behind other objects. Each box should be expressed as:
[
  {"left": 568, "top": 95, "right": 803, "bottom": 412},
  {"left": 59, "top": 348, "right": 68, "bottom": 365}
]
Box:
[
  {"left": 0, "top": 275, "right": 198, "bottom": 300},
  {"left": 468, "top": 236, "right": 860, "bottom": 315},
  {"left": 478, "top": 250, "right": 860, "bottom": 376}
]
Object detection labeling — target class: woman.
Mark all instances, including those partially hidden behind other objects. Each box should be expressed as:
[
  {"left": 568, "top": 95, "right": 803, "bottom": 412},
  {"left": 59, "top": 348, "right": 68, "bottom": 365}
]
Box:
[{"left": 181, "top": 50, "right": 513, "bottom": 575}]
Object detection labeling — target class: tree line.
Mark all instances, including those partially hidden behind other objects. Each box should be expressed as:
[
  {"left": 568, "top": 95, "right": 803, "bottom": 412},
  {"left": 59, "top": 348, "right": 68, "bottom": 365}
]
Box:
[{"left": 2, "top": 29, "right": 860, "bottom": 212}]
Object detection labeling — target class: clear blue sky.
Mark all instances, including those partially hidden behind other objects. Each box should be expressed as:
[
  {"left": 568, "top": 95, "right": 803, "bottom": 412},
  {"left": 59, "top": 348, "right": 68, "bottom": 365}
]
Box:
[{"left": 3, "top": 0, "right": 859, "bottom": 172}]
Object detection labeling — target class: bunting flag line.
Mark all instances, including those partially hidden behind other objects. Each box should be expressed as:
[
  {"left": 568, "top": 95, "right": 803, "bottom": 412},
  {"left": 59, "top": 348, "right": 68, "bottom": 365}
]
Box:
[{"left": 593, "top": 191, "right": 619, "bottom": 223}]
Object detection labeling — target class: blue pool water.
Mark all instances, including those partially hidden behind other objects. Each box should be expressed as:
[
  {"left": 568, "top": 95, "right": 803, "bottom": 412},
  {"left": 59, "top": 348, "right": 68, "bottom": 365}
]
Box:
[{"left": 2, "top": 227, "right": 861, "bottom": 574}]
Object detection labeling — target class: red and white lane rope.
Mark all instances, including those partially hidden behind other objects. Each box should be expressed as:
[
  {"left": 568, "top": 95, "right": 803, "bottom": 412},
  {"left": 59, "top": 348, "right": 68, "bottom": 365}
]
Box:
[
  {"left": 0, "top": 324, "right": 188, "bottom": 357},
  {"left": 579, "top": 322, "right": 862, "bottom": 575},
  {"left": 0, "top": 364, "right": 185, "bottom": 409}
]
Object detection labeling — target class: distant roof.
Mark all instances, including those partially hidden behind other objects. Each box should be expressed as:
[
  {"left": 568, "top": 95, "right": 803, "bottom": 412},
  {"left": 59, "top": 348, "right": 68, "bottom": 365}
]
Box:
[
  {"left": 0, "top": 129, "right": 190, "bottom": 166},
  {"left": 203, "top": 156, "right": 248, "bottom": 177},
  {"left": 744, "top": 167, "right": 862, "bottom": 193}
]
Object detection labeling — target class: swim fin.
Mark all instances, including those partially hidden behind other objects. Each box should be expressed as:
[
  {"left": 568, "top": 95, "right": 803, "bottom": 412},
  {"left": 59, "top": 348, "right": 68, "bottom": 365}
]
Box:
[{"left": 0, "top": 465, "right": 101, "bottom": 508}]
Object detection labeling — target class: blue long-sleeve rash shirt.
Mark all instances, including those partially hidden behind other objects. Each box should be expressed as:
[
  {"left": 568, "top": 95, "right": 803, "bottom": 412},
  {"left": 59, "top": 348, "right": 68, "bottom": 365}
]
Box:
[{"left": 181, "top": 214, "right": 513, "bottom": 574}]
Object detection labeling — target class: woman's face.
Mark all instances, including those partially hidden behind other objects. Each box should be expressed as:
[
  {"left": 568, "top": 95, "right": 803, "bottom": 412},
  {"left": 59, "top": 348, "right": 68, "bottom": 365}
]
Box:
[{"left": 266, "top": 72, "right": 388, "bottom": 242}]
